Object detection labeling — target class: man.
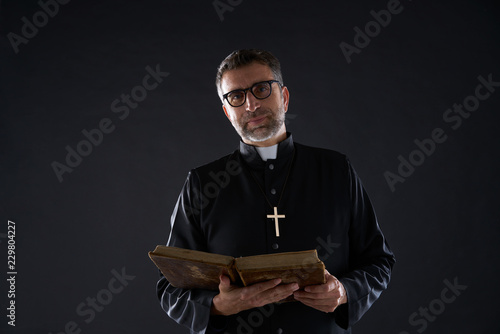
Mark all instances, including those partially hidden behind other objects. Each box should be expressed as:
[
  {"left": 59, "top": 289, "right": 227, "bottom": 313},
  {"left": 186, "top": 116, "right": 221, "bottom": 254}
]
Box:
[{"left": 156, "top": 49, "right": 395, "bottom": 333}]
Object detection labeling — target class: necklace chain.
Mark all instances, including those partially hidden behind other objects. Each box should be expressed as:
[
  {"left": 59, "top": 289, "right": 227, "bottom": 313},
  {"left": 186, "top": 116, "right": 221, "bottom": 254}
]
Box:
[{"left": 246, "top": 150, "right": 295, "bottom": 210}]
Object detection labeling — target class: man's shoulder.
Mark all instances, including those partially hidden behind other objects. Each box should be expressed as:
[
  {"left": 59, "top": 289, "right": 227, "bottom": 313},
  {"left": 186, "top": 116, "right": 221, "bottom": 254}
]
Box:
[
  {"left": 190, "top": 149, "right": 241, "bottom": 176},
  {"left": 295, "top": 142, "right": 348, "bottom": 163}
]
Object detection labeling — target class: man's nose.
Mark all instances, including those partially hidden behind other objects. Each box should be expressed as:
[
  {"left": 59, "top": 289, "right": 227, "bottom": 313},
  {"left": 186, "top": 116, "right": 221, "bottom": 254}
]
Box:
[{"left": 245, "top": 92, "right": 261, "bottom": 112}]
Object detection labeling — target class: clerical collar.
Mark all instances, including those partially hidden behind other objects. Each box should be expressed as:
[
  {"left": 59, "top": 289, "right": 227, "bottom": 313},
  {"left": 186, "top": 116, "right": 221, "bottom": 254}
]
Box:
[
  {"left": 239, "top": 133, "right": 295, "bottom": 168},
  {"left": 256, "top": 145, "right": 278, "bottom": 161}
]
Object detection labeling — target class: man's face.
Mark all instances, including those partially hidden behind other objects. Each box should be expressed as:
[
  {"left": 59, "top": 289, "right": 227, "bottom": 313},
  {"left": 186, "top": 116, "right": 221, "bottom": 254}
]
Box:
[{"left": 220, "top": 62, "right": 289, "bottom": 147}]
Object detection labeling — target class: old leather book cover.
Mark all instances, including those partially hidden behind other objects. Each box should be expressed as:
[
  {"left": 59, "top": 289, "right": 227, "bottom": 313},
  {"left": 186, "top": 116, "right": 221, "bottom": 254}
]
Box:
[
  {"left": 234, "top": 250, "right": 326, "bottom": 288},
  {"left": 149, "top": 246, "right": 325, "bottom": 291},
  {"left": 149, "top": 246, "right": 238, "bottom": 290}
]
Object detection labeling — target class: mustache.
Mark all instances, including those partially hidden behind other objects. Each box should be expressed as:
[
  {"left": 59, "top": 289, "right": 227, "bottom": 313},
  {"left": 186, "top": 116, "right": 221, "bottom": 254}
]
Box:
[{"left": 242, "top": 109, "right": 272, "bottom": 122}]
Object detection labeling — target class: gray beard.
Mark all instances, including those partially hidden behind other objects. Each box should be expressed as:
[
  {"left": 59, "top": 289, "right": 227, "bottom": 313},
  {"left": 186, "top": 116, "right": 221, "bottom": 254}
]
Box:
[{"left": 237, "top": 107, "right": 286, "bottom": 143}]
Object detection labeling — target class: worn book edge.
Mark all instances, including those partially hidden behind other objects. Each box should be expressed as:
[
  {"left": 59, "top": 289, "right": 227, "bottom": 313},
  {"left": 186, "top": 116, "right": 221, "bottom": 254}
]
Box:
[{"left": 148, "top": 246, "right": 326, "bottom": 291}]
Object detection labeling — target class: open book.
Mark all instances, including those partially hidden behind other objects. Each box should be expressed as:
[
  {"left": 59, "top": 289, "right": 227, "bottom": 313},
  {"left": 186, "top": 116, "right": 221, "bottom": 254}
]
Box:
[{"left": 149, "top": 246, "right": 326, "bottom": 291}]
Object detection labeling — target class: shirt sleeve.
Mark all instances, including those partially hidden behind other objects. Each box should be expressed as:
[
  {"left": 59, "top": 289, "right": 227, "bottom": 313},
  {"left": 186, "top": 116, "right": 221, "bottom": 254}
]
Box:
[
  {"left": 156, "top": 170, "right": 220, "bottom": 334},
  {"left": 336, "top": 158, "right": 396, "bottom": 328}
]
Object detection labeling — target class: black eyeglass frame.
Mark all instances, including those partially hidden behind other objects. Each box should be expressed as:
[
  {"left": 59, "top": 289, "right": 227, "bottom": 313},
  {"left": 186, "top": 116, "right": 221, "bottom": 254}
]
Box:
[{"left": 222, "top": 80, "right": 282, "bottom": 107}]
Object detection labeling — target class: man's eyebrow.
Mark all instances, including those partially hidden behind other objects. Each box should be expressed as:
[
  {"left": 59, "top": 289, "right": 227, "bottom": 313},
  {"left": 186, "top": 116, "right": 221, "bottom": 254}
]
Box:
[{"left": 226, "top": 79, "right": 272, "bottom": 92}]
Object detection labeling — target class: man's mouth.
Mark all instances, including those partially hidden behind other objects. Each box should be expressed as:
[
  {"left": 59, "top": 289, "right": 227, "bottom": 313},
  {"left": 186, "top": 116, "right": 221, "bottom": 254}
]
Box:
[{"left": 247, "top": 115, "right": 267, "bottom": 126}]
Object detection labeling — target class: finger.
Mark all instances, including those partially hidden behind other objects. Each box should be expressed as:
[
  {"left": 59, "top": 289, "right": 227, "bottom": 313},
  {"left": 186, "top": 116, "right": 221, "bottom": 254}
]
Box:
[
  {"left": 298, "top": 298, "right": 338, "bottom": 313},
  {"left": 304, "top": 275, "right": 338, "bottom": 293},
  {"left": 238, "top": 281, "right": 296, "bottom": 308},
  {"left": 294, "top": 293, "right": 338, "bottom": 305},
  {"left": 300, "top": 289, "right": 347, "bottom": 309},
  {"left": 218, "top": 275, "right": 232, "bottom": 292},
  {"left": 259, "top": 283, "right": 299, "bottom": 304},
  {"left": 240, "top": 279, "right": 282, "bottom": 300},
  {"left": 294, "top": 290, "right": 339, "bottom": 300},
  {"left": 272, "top": 282, "right": 300, "bottom": 297},
  {"left": 304, "top": 281, "right": 335, "bottom": 293}
]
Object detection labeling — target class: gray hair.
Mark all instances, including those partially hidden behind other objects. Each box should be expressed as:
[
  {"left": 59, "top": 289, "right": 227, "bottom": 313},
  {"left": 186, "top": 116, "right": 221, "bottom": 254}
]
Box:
[{"left": 215, "top": 49, "right": 283, "bottom": 100}]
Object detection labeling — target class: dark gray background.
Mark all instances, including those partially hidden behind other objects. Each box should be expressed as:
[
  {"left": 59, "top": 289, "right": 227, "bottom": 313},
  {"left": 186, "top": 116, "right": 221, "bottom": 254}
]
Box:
[{"left": 1, "top": 0, "right": 499, "bottom": 333}]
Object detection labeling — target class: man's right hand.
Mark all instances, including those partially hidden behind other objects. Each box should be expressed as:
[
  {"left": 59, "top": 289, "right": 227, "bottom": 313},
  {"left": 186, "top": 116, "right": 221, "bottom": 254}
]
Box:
[{"left": 211, "top": 275, "right": 300, "bottom": 316}]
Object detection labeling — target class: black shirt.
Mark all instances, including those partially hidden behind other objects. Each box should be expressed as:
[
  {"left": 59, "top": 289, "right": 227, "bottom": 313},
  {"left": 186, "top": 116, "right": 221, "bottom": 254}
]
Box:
[{"left": 157, "top": 134, "right": 395, "bottom": 334}]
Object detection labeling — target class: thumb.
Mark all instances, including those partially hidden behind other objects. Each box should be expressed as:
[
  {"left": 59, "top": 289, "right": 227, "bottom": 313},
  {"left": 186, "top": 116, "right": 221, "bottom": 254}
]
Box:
[
  {"left": 218, "top": 274, "right": 231, "bottom": 291},
  {"left": 324, "top": 269, "right": 333, "bottom": 278},
  {"left": 324, "top": 269, "right": 336, "bottom": 282}
]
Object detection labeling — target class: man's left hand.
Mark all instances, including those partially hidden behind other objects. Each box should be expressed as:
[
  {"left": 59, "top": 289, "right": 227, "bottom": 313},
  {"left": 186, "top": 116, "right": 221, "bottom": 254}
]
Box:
[{"left": 293, "top": 270, "right": 348, "bottom": 313}]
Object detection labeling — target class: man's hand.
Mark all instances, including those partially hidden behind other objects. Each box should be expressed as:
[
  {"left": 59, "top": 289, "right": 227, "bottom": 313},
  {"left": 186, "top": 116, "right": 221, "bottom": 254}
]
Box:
[
  {"left": 293, "top": 270, "right": 348, "bottom": 313},
  {"left": 211, "top": 275, "right": 300, "bottom": 316}
]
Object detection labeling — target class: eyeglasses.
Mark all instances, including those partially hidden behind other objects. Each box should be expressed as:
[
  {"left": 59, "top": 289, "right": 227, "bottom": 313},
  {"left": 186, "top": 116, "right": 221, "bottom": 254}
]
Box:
[{"left": 223, "top": 80, "right": 281, "bottom": 107}]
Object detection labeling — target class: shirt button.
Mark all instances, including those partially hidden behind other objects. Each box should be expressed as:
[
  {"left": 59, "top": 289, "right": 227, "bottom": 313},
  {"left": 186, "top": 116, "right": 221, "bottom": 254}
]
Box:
[
  {"left": 269, "top": 164, "right": 275, "bottom": 170},
  {"left": 270, "top": 188, "right": 277, "bottom": 195},
  {"left": 272, "top": 243, "right": 279, "bottom": 250}
]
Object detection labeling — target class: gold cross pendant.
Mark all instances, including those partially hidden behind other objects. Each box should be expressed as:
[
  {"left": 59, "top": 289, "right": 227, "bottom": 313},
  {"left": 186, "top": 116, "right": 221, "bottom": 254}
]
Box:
[{"left": 267, "top": 207, "right": 285, "bottom": 237}]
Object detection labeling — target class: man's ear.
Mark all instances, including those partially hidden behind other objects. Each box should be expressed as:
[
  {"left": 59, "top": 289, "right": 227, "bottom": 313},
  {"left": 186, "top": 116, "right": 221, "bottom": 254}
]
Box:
[{"left": 282, "top": 86, "right": 290, "bottom": 112}]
